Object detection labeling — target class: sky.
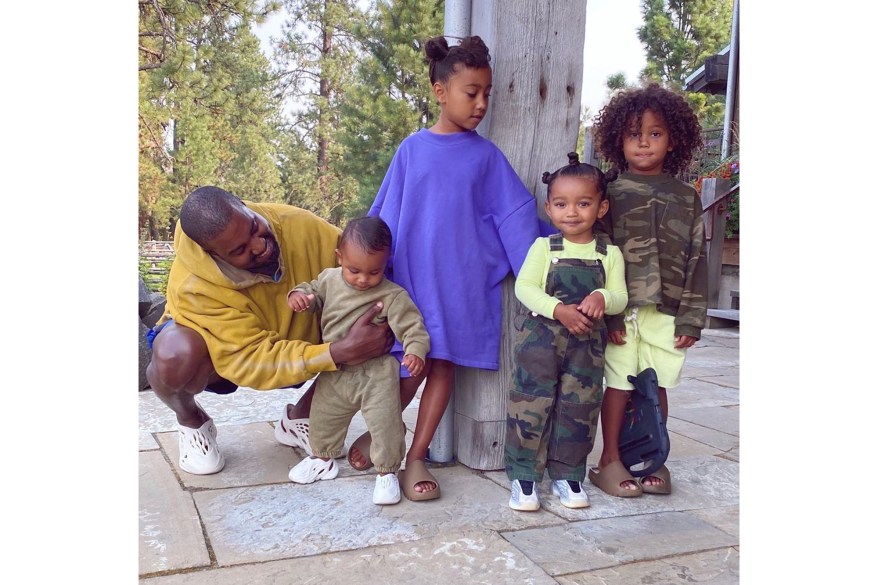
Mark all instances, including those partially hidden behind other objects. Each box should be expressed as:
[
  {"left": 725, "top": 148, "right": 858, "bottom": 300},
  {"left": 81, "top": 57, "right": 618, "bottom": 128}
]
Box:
[
  {"left": 580, "top": 0, "right": 646, "bottom": 120},
  {"left": 252, "top": 0, "right": 647, "bottom": 123}
]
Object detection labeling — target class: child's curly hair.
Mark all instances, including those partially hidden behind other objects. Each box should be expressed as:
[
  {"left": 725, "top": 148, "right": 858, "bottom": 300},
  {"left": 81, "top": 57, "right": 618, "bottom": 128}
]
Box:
[
  {"left": 593, "top": 83, "right": 702, "bottom": 175},
  {"left": 425, "top": 35, "right": 491, "bottom": 84}
]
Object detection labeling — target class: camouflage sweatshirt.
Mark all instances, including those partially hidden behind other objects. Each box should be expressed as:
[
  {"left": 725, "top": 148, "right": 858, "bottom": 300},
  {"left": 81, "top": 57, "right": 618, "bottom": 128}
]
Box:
[{"left": 598, "top": 172, "right": 708, "bottom": 339}]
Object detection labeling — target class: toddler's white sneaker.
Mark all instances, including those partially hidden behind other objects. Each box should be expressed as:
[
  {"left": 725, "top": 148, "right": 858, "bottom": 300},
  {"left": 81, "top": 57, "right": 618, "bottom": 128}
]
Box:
[
  {"left": 289, "top": 456, "right": 339, "bottom": 483},
  {"left": 373, "top": 473, "right": 401, "bottom": 505},
  {"left": 509, "top": 479, "right": 540, "bottom": 511},
  {"left": 552, "top": 479, "right": 591, "bottom": 509}
]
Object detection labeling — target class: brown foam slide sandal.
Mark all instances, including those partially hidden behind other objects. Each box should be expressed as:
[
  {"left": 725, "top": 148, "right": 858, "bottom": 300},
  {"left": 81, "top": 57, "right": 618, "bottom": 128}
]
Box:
[
  {"left": 638, "top": 464, "right": 672, "bottom": 495},
  {"left": 399, "top": 459, "right": 441, "bottom": 501},
  {"left": 347, "top": 431, "right": 373, "bottom": 471},
  {"left": 587, "top": 460, "right": 643, "bottom": 498}
]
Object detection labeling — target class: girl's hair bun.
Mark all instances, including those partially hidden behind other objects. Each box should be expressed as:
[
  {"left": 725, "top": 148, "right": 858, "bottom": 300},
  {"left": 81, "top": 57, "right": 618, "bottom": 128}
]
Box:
[
  {"left": 541, "top": 171, "right": 552, "bottom": 185},
  {"left": 425, "top": 36, "right": 450, "bottom": 61},
  {"left": 566, "top": 152, "right": 580, "bottom": 166},
  {"left": 605, "top": 167, "right": 619, "bottom": 182}
]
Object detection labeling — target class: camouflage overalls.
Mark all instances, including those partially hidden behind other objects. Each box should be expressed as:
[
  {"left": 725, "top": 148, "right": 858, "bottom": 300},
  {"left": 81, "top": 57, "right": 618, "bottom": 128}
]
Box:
[{"left": 505, "top": 234, "right": 610, "bottom": 483}]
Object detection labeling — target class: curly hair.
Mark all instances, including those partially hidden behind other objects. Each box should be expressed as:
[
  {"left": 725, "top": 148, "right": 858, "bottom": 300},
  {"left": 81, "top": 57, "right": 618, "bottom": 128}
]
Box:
[
  {"left": 593, "top": 83, "right": 702, "bottom": 175},
  {"left": 424, "top": 35, "right": 491, "bottom": 84},
  {"left": 542, "top": 152, "right": 619, "bottom": 201}
]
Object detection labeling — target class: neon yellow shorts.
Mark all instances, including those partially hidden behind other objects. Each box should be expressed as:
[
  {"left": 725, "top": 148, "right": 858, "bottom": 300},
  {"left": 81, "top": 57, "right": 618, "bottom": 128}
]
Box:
[{"left": 604, "top": 304, "right": 687, "bottom": 390}]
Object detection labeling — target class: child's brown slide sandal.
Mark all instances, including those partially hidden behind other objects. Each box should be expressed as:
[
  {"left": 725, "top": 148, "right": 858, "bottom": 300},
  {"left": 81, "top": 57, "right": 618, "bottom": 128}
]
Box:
[
  {"left": 638, "top": 464, "right": 672, "bottom": 495},
  {"left": 347, "top": 432, "right": 373, "bottom": 471},
  {"left": 588, "top": 460, "right": 643, "bottom": 498},
  {"left": 399, "top": 459, "right": 441, "bottom": 501}
]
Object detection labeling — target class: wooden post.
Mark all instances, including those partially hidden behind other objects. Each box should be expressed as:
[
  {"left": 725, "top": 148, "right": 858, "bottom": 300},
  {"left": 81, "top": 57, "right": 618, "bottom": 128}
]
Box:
[{"left": 453, "top": 0, "right": 588, "bottom": 470}]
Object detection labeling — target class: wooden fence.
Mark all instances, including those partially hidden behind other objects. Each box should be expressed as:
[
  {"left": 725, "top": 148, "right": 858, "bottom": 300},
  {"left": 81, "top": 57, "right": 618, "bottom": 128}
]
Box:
[{"left": 139, "top": 240, "right": 175, "bottom": 292}]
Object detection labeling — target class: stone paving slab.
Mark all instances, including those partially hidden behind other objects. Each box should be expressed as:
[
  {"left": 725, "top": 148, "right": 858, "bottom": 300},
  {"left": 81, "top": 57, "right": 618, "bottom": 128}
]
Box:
[
  {"left": 141, "top": 430, "right": 160, "bottom": 451},
  {"left": 690, "top": 505, "right": 739, "bottom": 539},
  {"left": 484, "top": 455, "right": 738, "bottom": 521},
  {"left": 682, "top": 371, "right": 739, "bottom": 389},
  {"left": 554, "top": 547, "right": 740, "bottom": 584},
  {"left": 139, "top": 385, "right": 311, "bottom": 433},
  {"left": 193, "top": 465, "right": 565, "bottom": 566},
  {"left": 670, "top": 380, "right": 739, "bottom": 409},
  {"left": 140, "top": 529, "right": 557, "bottom": 585},
  {"left": 141, "top": 380, "right": 425, "bottom": 435},
  {"left": 501, "top": 510, "right": 737, "bottom": 575},
  {"left": 154, "top": 419, "right": 419, "bottom": 489},
  {"left": 673, "top": 405, "right": 739, "bottom": 436},
  {"left": 155, "top": 422, "right": 304, "bottom": 489},
  {"left": 590, "top": 427, "right": 725, "bottom": 464},
  {"left": 666, "top": 417, "right": 739, "bottom": 453},
  {"left": 140, "top": 451, "right": 210, "bottom": 575},
  {"left": 684, "top": 343, "right": 740, "bottom": 367}
]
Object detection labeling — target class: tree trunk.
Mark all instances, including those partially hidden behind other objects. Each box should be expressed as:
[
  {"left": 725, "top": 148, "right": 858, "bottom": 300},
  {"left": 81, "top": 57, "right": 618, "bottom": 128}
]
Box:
[
  {"left": 453, "top": 0, "right": 587, "bottom": 470},
  {"left": 317, "top": 24, "right": 333, "bottom": 202}
]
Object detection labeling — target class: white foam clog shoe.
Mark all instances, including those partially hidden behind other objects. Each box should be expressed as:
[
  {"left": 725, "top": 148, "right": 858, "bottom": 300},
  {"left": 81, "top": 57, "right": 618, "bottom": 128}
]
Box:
[{"left": 178, "top": 418, "right": 225, "bottom": 475}]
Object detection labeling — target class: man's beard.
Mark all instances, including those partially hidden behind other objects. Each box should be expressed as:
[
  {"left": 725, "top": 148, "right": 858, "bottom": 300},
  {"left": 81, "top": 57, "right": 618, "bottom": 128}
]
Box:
[{"left": 251, "top": 235, "right": 280, "bottom": 276}]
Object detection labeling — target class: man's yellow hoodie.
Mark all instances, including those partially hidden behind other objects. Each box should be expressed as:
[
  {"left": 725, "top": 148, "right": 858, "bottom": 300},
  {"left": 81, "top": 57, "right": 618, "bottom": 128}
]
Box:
[{"left": 160, "top": 202, "right": 341, "bottom": 390}]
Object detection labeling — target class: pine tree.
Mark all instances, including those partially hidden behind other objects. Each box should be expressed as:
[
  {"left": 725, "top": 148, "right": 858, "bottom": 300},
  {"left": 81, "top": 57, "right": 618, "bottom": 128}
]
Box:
[
  {"left": 138, "top": 0, "right": 284, "bottom": 239},
  {"left": 638, "top": 0, "right": 732, "bottom": 128},
  {"left": 272, "top": 0, "right": 363, "bottom": 225},
  {"left": 339, "top": 0, "right": 444, "bottom": 217}
]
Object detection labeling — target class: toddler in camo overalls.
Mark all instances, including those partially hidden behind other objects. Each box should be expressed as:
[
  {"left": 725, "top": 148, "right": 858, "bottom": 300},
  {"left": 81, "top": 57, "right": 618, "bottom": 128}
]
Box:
[{"left": 504, "top": 153, "right": 628, "bottom": 511}]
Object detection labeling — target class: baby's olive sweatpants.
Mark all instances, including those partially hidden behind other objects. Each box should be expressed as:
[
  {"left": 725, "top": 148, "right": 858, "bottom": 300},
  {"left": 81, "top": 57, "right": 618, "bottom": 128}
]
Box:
[{"left": 308, "top": 354, "right": 405, "bottom": 473}]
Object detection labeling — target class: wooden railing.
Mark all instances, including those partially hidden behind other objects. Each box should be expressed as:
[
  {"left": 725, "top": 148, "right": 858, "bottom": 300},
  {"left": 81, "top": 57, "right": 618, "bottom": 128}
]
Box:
[{"left": 700, "top": 178, "right": 739, "bottom": 325}]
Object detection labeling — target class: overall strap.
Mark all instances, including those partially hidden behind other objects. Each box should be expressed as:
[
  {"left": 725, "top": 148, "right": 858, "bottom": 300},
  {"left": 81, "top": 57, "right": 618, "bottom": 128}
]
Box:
[
  {"left": 594, "top": 235, "right": 608, "bottom": 256},
  {"left": 548, "top": 233, "right": 564, "bottom": 252}
]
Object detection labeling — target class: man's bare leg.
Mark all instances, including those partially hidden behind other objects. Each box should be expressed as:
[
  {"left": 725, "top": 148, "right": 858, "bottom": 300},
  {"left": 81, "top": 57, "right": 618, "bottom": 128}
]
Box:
[{"left": 146, "top": 322, "right": 217, "bottom": 429}]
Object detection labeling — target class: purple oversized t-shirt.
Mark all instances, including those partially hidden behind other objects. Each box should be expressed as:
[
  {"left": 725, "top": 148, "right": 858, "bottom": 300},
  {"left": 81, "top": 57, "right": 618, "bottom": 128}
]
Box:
[{"left": 369, "top": 128, "right": 544, "bottom": 370}]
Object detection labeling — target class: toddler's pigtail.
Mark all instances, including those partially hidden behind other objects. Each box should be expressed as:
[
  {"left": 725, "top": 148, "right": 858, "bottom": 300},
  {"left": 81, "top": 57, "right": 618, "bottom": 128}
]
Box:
[
  {"left": 541, "top": 171, "right": 552, "bottom": 185},
  {"left": 567, "top": 152, "right": 580, "bottom": 166},
  {"left": 604, "top": 168, "right": 620, "bottom": 183}
]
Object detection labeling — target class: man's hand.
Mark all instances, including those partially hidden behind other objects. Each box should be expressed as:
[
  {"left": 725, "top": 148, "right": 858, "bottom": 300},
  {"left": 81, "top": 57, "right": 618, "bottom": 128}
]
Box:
[
  {"left": 287, "top": 291, "right": 314, "bottom": 312},
  {"left": 553, "top": 303, "right": 593, "bottom": 336},
  {"left": 329, "top": 302, "right": 394, "bottom": 366},
  {"left": 674, "top": 335, "right": 697, "bottom": 349},
  {"left": 402, "top": 354, "right": 424, "bottom": 377}
]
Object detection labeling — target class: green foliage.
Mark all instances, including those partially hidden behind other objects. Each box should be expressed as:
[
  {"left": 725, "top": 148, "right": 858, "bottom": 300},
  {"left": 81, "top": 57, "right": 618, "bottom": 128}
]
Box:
[
  {"left": 637, "top": 0, "right": 732, "bottom": 129},
  {"left": 695, "top": 153, "right": 739, "bottom": 237},
  {"left": 638, "top": 0, "right": 732, "bottom": 88},
  {"left": 339, "top": 0, "right": 444, "bottom": 217},
  {"left": 271, "top": 0, "right": 364, "bottom": 225},
  {"left": 139, "top": 257, "right": 175, "bottom": 296},
  {"left": 139, "top": 0, "right": 285, "bottom": 239}
]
